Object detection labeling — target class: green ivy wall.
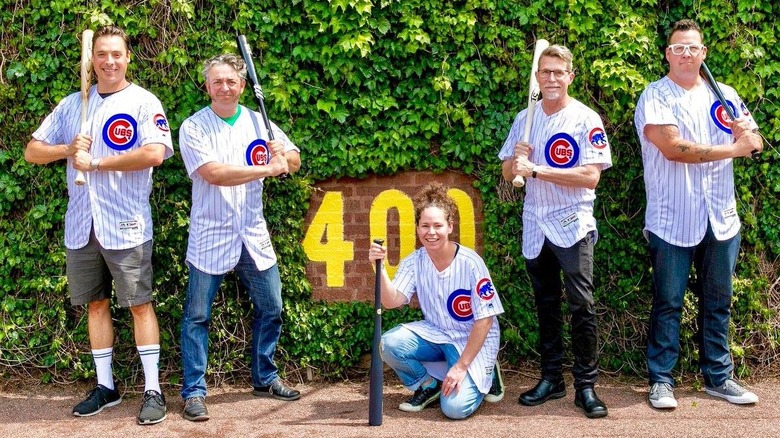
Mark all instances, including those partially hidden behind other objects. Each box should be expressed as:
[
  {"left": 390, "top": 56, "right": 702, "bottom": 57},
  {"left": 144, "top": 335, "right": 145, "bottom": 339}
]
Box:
[{"left": 1, "top": 0, "right": 778, "bottom": 387}]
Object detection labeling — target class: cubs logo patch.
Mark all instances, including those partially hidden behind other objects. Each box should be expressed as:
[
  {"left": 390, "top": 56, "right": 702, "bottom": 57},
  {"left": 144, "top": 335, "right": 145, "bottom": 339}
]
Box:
[
  {"left": 153, "top": 113, "right": 170, "bottom": 132},
  {"left": 545, "top": 133, "right": 580, "bottom": 168},
  {"left": 740, "top": 102, "right": 751, "bottom": 117},
  {"left": 476, "top": 278, "right": 495, "bottom": 301},
  {"left": 447, "top": 289, "right": 473, "bottom": 322},
  {"left": 588, "top": 127, "right": 608, "bottom": 149},
  {"left": 710, "top": 100, "right": 737, "bottom": 134},
  {"left": 245, "top": 139, "right": 270, "bottom": 166},
  {"left": 102, "top": 113, "right": 138, "bottom": 151}
]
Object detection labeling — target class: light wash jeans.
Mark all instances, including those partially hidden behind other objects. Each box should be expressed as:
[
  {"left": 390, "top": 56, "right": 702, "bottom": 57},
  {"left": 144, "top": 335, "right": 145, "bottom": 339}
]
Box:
[{"left": 381, "top": 325, "right": 488, "bottom": 420}]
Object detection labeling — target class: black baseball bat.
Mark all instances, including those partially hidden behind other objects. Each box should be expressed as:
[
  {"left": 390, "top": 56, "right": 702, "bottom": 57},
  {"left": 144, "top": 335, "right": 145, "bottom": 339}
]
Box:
[
  {"left": 369, "top": 238, "right": 384, "bottom": 426},
  {"left": 236, "top": 35, "right": 274, "bottom": 140},
  {"left": 700, "top": 61, "right": 759, "bottom": 159}
]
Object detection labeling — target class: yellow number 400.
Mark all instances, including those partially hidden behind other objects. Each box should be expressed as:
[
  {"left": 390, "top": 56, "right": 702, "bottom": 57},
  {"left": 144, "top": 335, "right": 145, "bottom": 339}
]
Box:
[{"left": 303, "top": 189, "right": 476, "bottom": 288}]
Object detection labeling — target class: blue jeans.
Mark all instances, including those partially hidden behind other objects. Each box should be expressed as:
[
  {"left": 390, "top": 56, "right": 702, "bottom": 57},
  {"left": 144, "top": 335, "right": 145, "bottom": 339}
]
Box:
[
  {"left": 647, "top": 226, "right": 740, "bottom": 388},
  {"left": 180, "top": 246, "right": 283, "bottom": 400},
  {"left": 381, "top": 325, "right": 487, "bottom": 420}
]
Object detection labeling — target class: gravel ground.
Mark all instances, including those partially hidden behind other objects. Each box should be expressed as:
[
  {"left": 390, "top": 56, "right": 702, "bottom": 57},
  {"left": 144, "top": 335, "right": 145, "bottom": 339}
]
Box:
[{"left": 1, "top": 371, "right": 778, "bottom": 437}]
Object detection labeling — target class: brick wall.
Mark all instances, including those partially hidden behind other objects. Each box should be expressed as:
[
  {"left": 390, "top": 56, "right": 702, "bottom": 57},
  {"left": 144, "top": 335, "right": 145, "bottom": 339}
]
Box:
[{"left": 303, "top": 170, "right": 484, "bottom": 302}]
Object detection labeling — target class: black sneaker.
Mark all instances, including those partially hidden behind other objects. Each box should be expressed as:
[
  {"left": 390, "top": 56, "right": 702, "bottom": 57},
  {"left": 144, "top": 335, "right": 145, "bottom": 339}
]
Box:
[
  {"left": 485, "top": 366, "right": 505, "bottom": 403},
  {"left": 137, "top": 390, "right": 167, "bottom": 425},
  {"left": 183, "top": 396, "right": 210, "bottom": 422},
  {"left": 252, "top": 379, "right": 301, "bottom": 401},
  {"left": 399, "top": 379, "right": 441, "bottom": 412},
  {"left": 72, "top": 384, "right": 122, "bottom": 417}
]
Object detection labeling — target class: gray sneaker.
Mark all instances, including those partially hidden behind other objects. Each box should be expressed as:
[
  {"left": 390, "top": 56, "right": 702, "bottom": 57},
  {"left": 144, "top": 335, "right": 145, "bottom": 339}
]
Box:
[
  {"left": 649, "top": 382, "right": 677, "bottom": 409},
  {"left": 183, "top": 396, "right": 210, "bottom": 422},
  {"left": 704, "top": 379, "right": 758, "bottom": 405},
  {"left": 137, "top": 390, "right": 167, "bottom": 425},
  {"left": 72, "top": 384, "right": 122, "bottom": 417}
]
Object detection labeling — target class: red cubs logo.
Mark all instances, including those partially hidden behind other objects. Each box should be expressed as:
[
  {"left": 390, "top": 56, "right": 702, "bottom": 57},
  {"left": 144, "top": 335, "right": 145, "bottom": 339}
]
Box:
[
  {"left": 588, "top": 127, "right": 608, "bottom": 149},
  {"left": 245, "top": 139, "right": 270, "bottom": 166},
  {"left": 476, "top": 278, "right": 495, "bottom": 301},
  {"left": 153, "top": 113, "right": 170, "bottom": 132},
  {"left": 545, "top": 133, "right": 580, "bottom": 168},
  {"left": 102, "top": 113, "right": 138, "bottom": 151},
  {"left": 447, "top": 289, "right": 473, "bottom": 321},
  {"left": 710, "top": 100, "right": 736, "bottom": 134},
  {"left": 740, "top": 102, "right": 751, "bottom": 117}
]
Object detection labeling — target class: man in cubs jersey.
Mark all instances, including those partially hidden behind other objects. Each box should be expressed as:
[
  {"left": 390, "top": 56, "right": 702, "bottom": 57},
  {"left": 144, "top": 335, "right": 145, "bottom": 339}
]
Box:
[
  {"left": 634, "top": 19, "right": 762, "bottom": 410},
  {"left": 498, "top": 44, "right": 612, "bottom": 418},
  {"left": 25, "top": 25, "right": 173, "bottom": 425},
  {"left": 178, "top": 54, "right": 301, "bottom": 422},
  {"left": 368, "top": 183, "right": 504, "bottom": 419}
]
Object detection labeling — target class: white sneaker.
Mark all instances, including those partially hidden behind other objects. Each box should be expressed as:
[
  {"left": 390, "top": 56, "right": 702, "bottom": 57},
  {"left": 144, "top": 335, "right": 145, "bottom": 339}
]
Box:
[
  {"left": 649, "top": 382, "right": 678, "bottom": 409},
  {"left": 704, "top": 379, "right": 758, "bottom": 405}
]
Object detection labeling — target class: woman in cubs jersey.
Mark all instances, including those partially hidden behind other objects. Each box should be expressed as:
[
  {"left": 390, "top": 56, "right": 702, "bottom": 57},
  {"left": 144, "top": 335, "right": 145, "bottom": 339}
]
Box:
[{"left": 368, "top": 182, "right": 504, "bottom": 420}]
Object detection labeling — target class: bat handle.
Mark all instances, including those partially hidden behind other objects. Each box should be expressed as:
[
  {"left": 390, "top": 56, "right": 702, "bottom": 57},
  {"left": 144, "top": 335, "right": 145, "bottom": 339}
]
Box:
[
  {"left": 74, "top": 170, "right": 87, "bottom": 185},
  {"left": 512, "top": 175, "right": 525, "bottom": 188}
]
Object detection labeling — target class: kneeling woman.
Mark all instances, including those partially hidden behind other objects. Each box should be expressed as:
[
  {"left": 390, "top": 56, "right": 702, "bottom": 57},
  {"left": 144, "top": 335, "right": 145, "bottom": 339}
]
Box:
[{"left": 368, "top": 182, "right": 504, "bottom": 420}]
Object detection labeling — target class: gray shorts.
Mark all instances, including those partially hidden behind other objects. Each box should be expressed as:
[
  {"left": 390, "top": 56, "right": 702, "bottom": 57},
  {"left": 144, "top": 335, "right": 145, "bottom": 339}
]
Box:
[{"left": 66, "top": 231, "right": 154, "bottom": 308}]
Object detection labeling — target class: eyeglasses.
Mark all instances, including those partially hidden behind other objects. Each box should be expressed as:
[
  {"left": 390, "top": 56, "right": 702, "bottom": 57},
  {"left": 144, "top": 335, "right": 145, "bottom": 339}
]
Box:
[
  {"left": 538, "top": 69, "right": 570, "bottom": 79},
  {"left": 667, "top": 43, "right": 706, "bottom": 56}
]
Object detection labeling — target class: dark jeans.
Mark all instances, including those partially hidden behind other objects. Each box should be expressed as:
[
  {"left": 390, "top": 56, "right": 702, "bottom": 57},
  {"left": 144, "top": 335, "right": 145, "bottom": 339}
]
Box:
[
  {"left": 525, "top": 232, "right": 598, "bottom": 389},
  {"left": 647, "top": 226, "right": 739, "bottom": 388}
]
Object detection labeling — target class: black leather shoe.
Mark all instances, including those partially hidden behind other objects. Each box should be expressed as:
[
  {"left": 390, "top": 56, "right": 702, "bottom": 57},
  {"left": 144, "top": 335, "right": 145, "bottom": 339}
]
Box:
[
  {"left": 518, "top": 379, "right": 566, "bottom": 406},
  {"left": 574, "top": 387, "right": 608, "bottom": 418}
]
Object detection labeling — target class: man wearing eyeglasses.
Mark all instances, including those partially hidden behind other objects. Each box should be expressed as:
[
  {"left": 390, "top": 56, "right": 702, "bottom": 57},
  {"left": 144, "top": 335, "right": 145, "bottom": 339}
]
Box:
[
  {"left": 634, "top": 19, "right": 762, "bottom": 410},
  {"left": 498, "top": 45, "right": 612, "bottom": 419}
]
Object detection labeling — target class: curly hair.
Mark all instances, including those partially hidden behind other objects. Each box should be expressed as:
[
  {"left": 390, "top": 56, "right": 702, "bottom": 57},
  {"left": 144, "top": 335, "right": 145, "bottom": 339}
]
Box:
[{"left": 413, "top": 182, "right": 457, "bottom": 225}]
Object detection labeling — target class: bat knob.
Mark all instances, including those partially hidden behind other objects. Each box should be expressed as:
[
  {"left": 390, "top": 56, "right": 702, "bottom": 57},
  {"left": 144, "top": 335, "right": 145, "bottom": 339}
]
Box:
[{"left": 373, "top": 239, "right": 384, "bottom": 245}]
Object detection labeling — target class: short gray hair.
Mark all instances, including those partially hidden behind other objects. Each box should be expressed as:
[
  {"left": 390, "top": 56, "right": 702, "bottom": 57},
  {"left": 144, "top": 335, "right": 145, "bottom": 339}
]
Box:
[
  {"left": 540, "top": 44, "right": 574, "bottom": 72},
  {"left": 202, "top": 54, "right": 247, "bottom": 82}
]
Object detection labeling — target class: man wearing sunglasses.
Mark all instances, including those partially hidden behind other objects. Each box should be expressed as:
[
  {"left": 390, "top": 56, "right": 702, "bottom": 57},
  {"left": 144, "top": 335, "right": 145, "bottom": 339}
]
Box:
[{"left": 634, "top": 19, "right": 762, "bottom": 410}]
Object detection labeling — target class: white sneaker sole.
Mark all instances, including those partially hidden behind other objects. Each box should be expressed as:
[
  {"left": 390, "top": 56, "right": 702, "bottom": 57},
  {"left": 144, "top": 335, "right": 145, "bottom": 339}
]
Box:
[
  {"left": 704, "top": 387, "right": 758, "bottom": 405},
  {"left": 649, "top": 397, "right": 677, "bottom": 409}
]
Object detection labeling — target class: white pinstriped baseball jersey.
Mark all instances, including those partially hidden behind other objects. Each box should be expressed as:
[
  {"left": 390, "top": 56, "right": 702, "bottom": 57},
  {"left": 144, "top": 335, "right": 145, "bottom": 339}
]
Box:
[
  {"left": 498, "top": 99, "right": 612, "bottom": 259},
  {"left": 634, "top": 76, "right": 757, "bottom": 246},
  {"left": 179, "top": 105, "right": 300, "bottom": 275},
  {"left": 32, "top": 84, "right": 174, "bottom": 250},
  {"left": 393, "top": 244, "right": 504, "bottom": 394}
]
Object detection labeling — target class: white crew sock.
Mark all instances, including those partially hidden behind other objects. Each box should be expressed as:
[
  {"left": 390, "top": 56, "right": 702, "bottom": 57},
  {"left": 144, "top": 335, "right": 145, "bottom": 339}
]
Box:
[
  {"left": 137, "top": 344, "right": 161, "bottom": 393},
  {"left": 92, "top": 347, "right": 114, "bottom": 390}
]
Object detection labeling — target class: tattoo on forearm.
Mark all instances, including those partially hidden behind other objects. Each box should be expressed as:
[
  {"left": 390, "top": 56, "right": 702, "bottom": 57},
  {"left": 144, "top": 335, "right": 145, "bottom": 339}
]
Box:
[{"left": 675, "top": 141, "right": 711, "bottom": 161}]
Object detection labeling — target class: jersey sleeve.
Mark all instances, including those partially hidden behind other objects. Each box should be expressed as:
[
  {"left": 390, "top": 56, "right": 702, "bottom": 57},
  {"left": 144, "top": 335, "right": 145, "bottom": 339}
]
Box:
[
  {"left": 392, "top": 253, "right": 416, "bottom": 304},
  {"left": 137, "top": 97, "right": 174, "bottom": 159},
  {"left": 32, "top": 94, "right": 78, "bottom": 145},
  {"left": 179, "top": 118, "right": 218, "bottom": 178},
  {"left": 577, "top": 110, "right": 612, "bottom": 169},
  {"left": 468, "top": 255, "right": 504, "bottom": 320},
  {"left": 497, "top": 111, "right": 526, "bottom": 161},
  {"left": 635, "top": 82, "right": 678, "bottom": 132}
]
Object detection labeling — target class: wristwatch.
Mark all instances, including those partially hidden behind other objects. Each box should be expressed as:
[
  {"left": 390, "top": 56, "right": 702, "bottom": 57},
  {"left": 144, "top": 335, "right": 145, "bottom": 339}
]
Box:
[
  {"left": 90, "top": 157, "right": 102, "bottom": 171},
  {"left": 531, "top": 165, "right": 539, "bottom": 179}
]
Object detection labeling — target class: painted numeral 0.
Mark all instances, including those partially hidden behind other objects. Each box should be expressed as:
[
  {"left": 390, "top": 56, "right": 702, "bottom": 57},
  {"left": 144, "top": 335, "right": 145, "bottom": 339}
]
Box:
[{"left": 303, "top": 189, "right": 476, "bottom": 287}]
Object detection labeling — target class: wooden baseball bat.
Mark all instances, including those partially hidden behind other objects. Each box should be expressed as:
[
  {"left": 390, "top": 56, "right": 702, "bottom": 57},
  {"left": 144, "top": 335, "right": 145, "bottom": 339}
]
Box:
[
  {"left": 513, "top": 39, "right": 549, "bottom": 187},
  {"left": 369, "top": 238, "right": 384, "bottom": 426},
  {"left": 74, "top": 29, "right": 93, "bottom": 186}
]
